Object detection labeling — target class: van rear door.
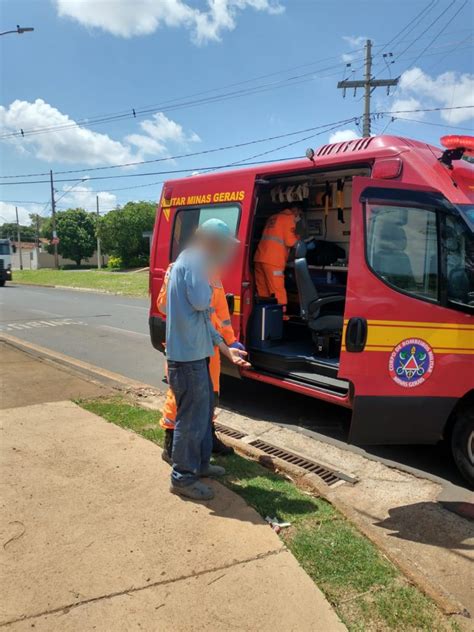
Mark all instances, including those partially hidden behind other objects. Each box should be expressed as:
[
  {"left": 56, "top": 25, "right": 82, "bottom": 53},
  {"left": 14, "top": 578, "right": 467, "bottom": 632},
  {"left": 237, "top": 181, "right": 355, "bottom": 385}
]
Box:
[{"left": 339, "top": 176, "right": 473, "bottom": 445}]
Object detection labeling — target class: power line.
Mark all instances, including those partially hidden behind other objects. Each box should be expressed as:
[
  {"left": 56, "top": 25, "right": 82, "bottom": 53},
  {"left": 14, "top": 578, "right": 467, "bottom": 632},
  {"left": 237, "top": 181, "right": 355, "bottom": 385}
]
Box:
[
  {"left": 390, "top": 0, "right": 457, "bottom": 63},
  {"left": 1, "top": 106, "right": 472, "bottom": 187},
  {"left": 2, "top": 29, "right": 470, "bottom": 144},
  {"left": 379, "top": 0, "right": 439, "bottom": 54},
  {"left": 0, "top": 60, "right": 353, "bottom": 142},
  {"left": 0, "top": 118, "right": 358, "bottom": 179},
  {"left": 398, "top": 0, "right": 468, "bottom": 71}
]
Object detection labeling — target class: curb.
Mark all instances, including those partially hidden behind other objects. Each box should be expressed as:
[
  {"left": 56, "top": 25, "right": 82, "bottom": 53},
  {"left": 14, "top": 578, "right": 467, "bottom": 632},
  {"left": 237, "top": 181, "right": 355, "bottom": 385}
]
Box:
[
  {"left": 216, "top": 430, "right": 470, "bottom": 618},
  {"left": 0, "top": 334, "right": 158, "bottom": 396},
  {"left": 2, "top": 334, "right": 470, "bottom": 620}
]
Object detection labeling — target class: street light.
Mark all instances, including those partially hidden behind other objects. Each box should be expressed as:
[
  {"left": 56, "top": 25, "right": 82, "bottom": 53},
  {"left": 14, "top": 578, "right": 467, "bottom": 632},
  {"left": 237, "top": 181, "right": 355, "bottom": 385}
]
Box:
[{"left": 0, "top": 25, "right": 35, "bottom": 36}]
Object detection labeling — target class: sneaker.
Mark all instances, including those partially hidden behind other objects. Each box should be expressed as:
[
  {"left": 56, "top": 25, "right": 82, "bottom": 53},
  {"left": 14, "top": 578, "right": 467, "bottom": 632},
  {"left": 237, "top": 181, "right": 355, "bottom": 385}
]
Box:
[
  {"left": 170, "top": 481, "right": 214, "bottom": 501},
  {"left": 200, "top": 464, "right": 226, "bottom": 477}
]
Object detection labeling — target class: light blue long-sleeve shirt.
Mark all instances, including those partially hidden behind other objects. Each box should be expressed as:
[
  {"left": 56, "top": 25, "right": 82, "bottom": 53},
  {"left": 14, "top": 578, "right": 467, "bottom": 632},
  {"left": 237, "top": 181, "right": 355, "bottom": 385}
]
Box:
[{"left": 165, "top": 247, "right": 223, "bottom": 362}]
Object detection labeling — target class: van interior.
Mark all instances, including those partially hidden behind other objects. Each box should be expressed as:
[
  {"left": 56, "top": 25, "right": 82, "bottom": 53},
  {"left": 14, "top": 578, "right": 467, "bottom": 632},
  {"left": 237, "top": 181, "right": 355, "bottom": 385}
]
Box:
[{"left": 247, "top": 166, "right": 370, "bottom": 396}]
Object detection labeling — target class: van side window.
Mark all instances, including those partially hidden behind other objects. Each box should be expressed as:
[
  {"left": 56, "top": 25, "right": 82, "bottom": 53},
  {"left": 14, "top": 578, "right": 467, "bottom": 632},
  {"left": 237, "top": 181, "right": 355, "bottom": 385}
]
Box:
[
  {"left": 171, "top": 204, "right": 240, "bottom": 261},
  {"left": 445, "top": 214, "right": 474, "bottom": 309},
  {"left": 366, "top": 204, "right": 438, "bottom": 300}
]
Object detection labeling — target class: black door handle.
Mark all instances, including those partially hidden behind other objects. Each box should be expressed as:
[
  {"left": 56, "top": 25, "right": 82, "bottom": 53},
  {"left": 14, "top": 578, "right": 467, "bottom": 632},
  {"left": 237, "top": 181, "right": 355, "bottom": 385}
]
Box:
[
  {"left": 345, "top": 317, "right": 367, "bottom": 352},
  {"left": 226, "top": 293, "right": 235, "bottom": 315}
]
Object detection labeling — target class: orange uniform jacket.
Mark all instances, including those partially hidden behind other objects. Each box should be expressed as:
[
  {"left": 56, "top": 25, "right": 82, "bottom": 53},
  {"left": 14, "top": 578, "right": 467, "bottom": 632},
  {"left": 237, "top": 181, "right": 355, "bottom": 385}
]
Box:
[
  {"left": 158, "top": 265, "right": 236, "bottom": 428},
  {"left": 254, "top": 208, "right": 299, "bottom": 269}
]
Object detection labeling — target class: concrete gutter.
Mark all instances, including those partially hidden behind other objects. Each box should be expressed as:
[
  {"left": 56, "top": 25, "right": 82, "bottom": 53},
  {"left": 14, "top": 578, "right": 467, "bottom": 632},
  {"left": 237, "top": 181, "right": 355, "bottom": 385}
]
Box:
[{"left": 2, "top": 334, "right": 473, "bottom": 621}]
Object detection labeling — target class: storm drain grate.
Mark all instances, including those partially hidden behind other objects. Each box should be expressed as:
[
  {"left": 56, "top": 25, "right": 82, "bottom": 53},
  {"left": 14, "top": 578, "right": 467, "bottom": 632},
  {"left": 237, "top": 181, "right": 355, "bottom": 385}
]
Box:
[
  {"left": 214, "top": 423, "right": 247, "bottom": 441},
  {"left": 248, "top": 439, "right": 356, "bottom": 486}
]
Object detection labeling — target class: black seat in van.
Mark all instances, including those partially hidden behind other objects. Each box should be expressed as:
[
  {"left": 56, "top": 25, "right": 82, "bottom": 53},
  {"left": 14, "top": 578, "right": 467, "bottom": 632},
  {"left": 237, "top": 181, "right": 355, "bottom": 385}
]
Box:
[{"left": 294, "top": 241, "right": 344, "bottom": 338}]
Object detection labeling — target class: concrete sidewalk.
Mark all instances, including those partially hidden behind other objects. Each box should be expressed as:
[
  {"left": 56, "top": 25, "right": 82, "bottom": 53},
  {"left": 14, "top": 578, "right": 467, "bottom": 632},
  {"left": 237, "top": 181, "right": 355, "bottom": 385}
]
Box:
[{"left": 0, "top": 347, "right": 345, "bottom": 631}]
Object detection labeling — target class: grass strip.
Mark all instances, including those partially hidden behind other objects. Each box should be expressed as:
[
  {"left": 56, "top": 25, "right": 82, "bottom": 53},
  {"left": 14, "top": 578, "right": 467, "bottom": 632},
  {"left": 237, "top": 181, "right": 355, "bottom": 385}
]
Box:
[
  {"left": 79, "top": 396, "right": 460, "bottom": 632},
  {"left": 12, "top": 269, "right": 148, "bottom": 297}
]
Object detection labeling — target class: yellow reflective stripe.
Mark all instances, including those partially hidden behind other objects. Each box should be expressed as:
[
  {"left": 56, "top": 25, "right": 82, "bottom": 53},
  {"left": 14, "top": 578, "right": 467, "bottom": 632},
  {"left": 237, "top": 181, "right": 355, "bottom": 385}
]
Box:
[
  {"left": 341, "top": 319, "right": 474, "bottom": 354},
  {"left": 234, "top": 295, "right": 241, "bottom": 315}
]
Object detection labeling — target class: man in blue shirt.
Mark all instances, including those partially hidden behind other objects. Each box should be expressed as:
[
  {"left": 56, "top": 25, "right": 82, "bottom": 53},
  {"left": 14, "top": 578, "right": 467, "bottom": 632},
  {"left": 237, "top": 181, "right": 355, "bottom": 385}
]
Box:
[{"left": 166, "top": 219, "right": 249, "bottom": 501}]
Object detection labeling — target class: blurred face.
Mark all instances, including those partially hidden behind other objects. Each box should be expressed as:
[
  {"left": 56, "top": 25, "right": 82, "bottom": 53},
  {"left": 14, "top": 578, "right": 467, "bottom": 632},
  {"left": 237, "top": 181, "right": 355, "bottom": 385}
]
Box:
[{"left": 199, "top": 234, "right": 237, "bottom": 269}]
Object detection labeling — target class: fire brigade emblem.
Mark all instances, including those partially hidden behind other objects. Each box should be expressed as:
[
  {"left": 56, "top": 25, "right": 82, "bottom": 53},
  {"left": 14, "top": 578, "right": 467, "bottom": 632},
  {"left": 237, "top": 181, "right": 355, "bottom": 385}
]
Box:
[{"left": 388, "top": 338, "right": 434, "bottom": 388}]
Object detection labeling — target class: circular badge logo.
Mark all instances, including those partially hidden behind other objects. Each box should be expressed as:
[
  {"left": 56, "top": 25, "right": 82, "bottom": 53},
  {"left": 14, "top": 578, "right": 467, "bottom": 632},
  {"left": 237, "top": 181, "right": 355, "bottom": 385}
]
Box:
[{"left": 388, "top": 338, "right": 434, "bottom": 388}]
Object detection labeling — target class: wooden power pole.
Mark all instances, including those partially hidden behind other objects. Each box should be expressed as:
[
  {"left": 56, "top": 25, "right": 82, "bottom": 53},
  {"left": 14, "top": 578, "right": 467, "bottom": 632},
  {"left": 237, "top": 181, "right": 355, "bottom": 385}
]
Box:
[{"left": 337, "top": 39, "right": 399, "bottom": 137}]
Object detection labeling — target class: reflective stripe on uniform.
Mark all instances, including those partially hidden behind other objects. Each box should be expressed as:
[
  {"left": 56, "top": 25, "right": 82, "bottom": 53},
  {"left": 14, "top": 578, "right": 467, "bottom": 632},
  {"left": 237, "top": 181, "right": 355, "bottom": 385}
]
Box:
[
  {"left": 272, "top": 270, "right": 284, "bottom": 276},
  {"left": 221, "top": 319, "right": 232, "bottom": 326},
  {"left": 260, "top": 235, "right": 285, "bottom": 247}
]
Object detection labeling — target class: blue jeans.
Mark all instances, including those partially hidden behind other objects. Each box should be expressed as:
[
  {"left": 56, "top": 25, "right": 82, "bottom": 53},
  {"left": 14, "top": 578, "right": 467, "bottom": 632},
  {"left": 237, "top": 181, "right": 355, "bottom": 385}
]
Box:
[{"left": 167, "top": 358, "right": 213, "bottom": 487}]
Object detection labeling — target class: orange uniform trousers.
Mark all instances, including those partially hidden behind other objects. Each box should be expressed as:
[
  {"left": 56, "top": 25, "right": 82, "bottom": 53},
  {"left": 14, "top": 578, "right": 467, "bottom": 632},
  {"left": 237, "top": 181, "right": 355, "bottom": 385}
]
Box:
[{"left": 254, "top": 262, "right": 287, "bottom": 306}]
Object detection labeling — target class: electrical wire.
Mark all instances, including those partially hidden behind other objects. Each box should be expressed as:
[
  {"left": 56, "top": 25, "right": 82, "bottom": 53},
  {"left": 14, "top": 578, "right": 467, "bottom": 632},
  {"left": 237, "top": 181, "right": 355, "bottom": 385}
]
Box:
[
  {"left": 379, "top": 0, "right": 439, "bottom": 54},
  {"left": 1, "top": 107, "right": 472, "bottom": 188},
  {"left": 0, "top": 117, "right": 358, "bottom": 179}
]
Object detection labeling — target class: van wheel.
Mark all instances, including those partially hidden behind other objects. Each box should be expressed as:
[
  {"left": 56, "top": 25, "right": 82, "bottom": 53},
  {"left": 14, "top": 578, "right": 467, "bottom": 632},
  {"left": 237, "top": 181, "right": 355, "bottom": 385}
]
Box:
[
  {"left": 0, "top": 280, "right": 5, "bottom": 287},
  {"left": 451, "top": 406, "right": 474, "bottom": 489}
]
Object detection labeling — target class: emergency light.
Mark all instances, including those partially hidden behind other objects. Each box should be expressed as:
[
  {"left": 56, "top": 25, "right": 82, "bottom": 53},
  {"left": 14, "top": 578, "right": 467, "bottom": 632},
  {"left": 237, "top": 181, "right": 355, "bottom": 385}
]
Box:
[{"left": 439, "top": 135, "right": 474, "bottom": 167}]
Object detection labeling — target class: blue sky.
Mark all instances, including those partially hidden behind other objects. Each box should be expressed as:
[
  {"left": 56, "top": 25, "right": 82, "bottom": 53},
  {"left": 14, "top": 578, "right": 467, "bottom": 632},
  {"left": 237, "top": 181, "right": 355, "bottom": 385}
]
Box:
[{"left": 1, "top": 0, "right": 473, "bottom": 224}]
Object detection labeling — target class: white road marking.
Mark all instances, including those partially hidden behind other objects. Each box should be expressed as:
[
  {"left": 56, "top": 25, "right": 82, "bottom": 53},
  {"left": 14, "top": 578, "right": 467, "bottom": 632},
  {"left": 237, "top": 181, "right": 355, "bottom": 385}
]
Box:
[
  {"left": 99, "top": 324, "right": 148, "bottom": 338},
  {"left": 0, "top": 318, "right": 86, "bottom": 332}
]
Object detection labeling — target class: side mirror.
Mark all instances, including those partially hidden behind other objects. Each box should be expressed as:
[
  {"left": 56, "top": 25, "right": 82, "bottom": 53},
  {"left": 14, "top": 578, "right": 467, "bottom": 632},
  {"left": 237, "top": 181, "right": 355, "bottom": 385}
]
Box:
[{"left": 12, "top": 244, "right": 17, "bottom": 253}]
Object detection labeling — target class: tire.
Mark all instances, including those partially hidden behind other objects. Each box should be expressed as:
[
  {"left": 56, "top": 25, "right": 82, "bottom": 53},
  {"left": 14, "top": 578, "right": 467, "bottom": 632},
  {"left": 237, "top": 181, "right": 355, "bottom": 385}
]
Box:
[
  {"left": 0, "top": 280, "right": 5, "bottom": 287},
  {"left": 451, "top": 405, "right": 474, "bottom": 489}
]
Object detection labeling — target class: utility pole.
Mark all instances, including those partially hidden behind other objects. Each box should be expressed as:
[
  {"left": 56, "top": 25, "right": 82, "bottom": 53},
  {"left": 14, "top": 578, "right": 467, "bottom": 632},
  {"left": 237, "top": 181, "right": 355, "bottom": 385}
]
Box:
[
  {"left": 50, "top": 169, "right": 59, "bottom": 269},
  {"left": 337, "top": 39, "right": 399, "bottom": 137},
  {"left": 15, "top": 207, "right": 23, "bottom": 270},
  {"left": 96, "top": 195, "right": 102, "bottom": 270}
]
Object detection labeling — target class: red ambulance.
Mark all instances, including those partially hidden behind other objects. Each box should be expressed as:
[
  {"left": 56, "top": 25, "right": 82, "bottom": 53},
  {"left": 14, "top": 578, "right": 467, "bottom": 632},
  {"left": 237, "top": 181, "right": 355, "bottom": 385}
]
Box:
[{"left": 149, "top": 134, "right": 474, "bottom": 487}]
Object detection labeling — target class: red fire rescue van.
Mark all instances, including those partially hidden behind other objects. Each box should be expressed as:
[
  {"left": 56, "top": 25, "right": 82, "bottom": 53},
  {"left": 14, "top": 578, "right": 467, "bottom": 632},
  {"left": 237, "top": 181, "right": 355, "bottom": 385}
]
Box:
[{"left": 149, "top": 135, "right": 474, "bottom": 487}]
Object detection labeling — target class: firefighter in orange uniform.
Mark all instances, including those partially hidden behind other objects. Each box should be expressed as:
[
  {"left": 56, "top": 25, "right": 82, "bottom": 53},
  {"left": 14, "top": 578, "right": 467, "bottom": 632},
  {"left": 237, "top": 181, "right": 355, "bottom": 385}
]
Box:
[
  {"left": 157, "top": 265, "right": 243, "bottom": 461},
  {"left": 253, "top": 203, "right": 303, "bottom": 311}
]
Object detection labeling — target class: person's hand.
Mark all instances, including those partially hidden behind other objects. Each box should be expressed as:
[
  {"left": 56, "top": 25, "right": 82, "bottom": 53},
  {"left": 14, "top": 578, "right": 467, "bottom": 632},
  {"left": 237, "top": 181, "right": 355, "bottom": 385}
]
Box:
[
  {"left": 228, "top": 347, "right": 251, "bottom": 368},
  {"left": 219, "top": 342, "right": 250, "bottom": 368},
  {"left": 230, "top": 341, "right": 246, "bottom": 351}
]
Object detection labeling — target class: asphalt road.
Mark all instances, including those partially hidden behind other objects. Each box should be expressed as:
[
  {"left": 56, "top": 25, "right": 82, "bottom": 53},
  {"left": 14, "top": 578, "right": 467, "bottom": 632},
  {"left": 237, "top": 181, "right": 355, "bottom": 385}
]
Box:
[{"left": 1, "top": 283, "right": 470, "bottom": 498}]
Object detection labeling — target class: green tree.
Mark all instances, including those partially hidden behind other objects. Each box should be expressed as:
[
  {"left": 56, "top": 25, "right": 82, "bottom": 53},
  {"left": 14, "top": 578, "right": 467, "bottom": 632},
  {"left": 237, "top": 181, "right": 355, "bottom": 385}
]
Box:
[
  {"left": 98, "top": 201, "right": 155, "bottom": 267},
  {"left": 43, "top": 208, "right": 96, "bottom": 267},
  {"left": 0, "top": 222, "right": 36, "bottom": 242}
]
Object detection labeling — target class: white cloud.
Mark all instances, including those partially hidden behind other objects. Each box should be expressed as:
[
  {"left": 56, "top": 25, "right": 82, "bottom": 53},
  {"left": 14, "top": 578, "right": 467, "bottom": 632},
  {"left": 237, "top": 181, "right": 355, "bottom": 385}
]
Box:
[
  {"left": 341, "top": 53, "right": 354, "bottom": 63},
  {"left": 390, "top": 97, "right": 425, "bottom": 121},
  {"left": 394, "top": 68, "right": 474, "bottom": 124},
  {"left": 0, "top": 100, "right": 200, "bottom": 165},
  {"left": 342, "top": 35, "right": 367, "bottom": 48},
  {"left": 54, "top": 0, "right": 284, "bottom": 44},
  {"left": 0, "top": 201, "right": 43, "bottom": 225},
  {"left": 0, "top": 99, "right": 137, "bottom": 166},
  {"left": 126, "top": 112, "right": 200, "bottom": 156},
  {"left": 56, "top": 185, "right": 118, "bottom": 212},
  {"left": 329, "top": 129, "right": 360, "bottom": 143}
]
